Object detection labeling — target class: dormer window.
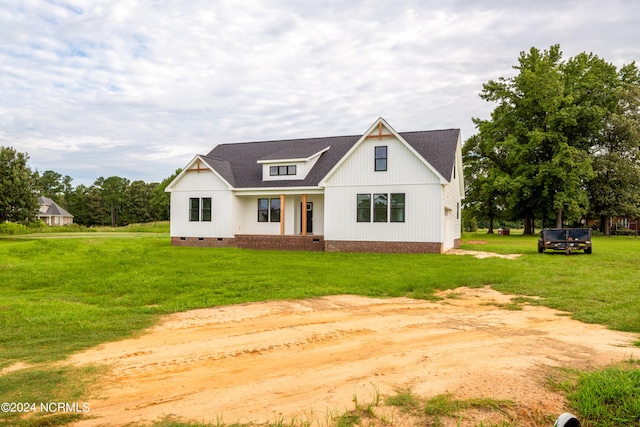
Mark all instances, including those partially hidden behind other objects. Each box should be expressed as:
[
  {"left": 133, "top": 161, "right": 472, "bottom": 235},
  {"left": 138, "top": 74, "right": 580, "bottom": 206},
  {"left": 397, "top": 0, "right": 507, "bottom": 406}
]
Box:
[
  {"left": 270, "top": 165, "right": 297, "bottom": 176},
  {"left": 375, "top": 146, "right": 387, "bottom": 171},
  {"left": 259, "top": 146, "right": 330, "bottom": 181}
]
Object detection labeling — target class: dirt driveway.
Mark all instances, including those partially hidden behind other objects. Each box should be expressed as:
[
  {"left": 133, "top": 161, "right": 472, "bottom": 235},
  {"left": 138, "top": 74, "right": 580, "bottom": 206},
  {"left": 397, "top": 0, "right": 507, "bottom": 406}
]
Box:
[{"left": 68, "top": 286, "right": 636, "bottom": 427}]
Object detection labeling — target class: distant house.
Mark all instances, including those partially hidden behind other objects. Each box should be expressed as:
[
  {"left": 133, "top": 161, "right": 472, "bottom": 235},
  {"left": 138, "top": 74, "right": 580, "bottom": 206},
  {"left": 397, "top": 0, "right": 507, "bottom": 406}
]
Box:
[
  {"left": 166, "top": 118, "right": 464, "bottom": 253},
  {"left": 38, "top": 196, "right": 74, "bottom": 226}
]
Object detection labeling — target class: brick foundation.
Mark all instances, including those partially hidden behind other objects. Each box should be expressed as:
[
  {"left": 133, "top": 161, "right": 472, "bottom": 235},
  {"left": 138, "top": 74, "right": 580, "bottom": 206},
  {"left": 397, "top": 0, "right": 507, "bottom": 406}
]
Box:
[
  {"left": 325, "top": 240, "right": 443, "bottom": 254},
  {"left": 171, "top": 235, "right": 457, "bottom": 254},
  {"left": 171, "top": 237, "right": 235, "bottom": 247},
  {"left": 234, "top": 235, "right": 325, "bottom": 251}
]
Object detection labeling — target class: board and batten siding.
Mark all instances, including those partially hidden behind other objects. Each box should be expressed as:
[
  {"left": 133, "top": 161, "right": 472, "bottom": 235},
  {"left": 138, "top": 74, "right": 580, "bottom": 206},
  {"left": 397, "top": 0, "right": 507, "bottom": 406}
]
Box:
[
  {"left": 441, "top": 137, "right": 464, "bottom": 249},
  {"left": 169, "top": 169, "right": 235, "bottom": 238},
  {"left": 323, "top": 133, "right": 444, "bottom": 242}
]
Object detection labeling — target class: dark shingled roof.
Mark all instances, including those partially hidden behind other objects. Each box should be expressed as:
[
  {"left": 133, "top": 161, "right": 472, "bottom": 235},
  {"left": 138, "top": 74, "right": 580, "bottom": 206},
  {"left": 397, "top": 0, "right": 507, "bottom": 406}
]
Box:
[
  {"left": 38, "top": 196, "right": 74, "bottom": 217},
  {"left": 402, "top": 129, "right": 460, "bottom": 181},
  {"left": 201, "top": 129, "right": 460, "bottom": 188}
]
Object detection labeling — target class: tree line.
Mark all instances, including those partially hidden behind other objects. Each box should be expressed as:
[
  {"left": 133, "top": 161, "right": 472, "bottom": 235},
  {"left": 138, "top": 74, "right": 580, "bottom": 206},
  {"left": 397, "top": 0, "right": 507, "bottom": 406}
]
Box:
[
  {"left": 463, "top": 44, "right": 640, "bottom": 235},
  {"left": 3, "top": 44, "right": 639, "bottom": 234},
  {"left": 0, "top": 146, "right": 179, "bottom": 227}
]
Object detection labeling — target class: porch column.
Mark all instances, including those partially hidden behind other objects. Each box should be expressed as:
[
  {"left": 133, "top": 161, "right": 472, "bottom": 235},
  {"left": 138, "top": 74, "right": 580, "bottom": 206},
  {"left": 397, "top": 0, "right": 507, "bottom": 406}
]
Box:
[
  {"left": 301, "top": 194, "right": 307, "bottom": 236},
  {"left": 280, "top": 194, "right": 285, "bottom": 235}
]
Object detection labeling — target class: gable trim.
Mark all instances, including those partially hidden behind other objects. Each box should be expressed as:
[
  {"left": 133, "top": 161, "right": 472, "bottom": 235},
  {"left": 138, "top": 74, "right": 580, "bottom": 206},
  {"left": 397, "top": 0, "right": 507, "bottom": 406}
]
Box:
[
  {"left": 184, "top": 158, "right": 209, "bottom": 173},
  {"left": 319, "top": 118, "right": 448, "bottom": 186},
  {"left": 165, "top": 155, "right": 234, "bottom": 192}
]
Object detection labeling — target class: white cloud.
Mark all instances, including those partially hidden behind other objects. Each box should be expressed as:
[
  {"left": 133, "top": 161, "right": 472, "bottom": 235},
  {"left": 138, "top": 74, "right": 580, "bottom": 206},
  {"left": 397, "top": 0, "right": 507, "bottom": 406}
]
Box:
[{"left": 0, "top": 0, "right": 639, "bottom": 185}]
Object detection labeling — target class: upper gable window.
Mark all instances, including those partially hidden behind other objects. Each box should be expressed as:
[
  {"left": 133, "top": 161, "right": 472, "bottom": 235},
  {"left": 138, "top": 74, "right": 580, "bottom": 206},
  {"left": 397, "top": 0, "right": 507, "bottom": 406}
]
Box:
[
  {"left": 375, "top": 146, "right": 387, "bottom": 171},
  {"left": 270, "top": 165, "right": 297, "bottom": 176}
]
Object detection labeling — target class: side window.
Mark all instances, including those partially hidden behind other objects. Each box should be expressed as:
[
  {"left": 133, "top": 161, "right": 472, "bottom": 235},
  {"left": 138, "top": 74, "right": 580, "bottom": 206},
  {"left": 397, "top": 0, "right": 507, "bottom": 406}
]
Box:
[
  {"left": 358, "top": 193, "right": 405, "bottom": 223},
  {"left": 357, "top": 194, "right": 371, "bottom": 222},
  {"left": 258, "top": 198, "right": 269, "bottom": 222},
  {"left": 201, "top": 198, "right": 212, "bottom": 222},
  {"left": 189, "top": 198, "right": 200, "bottom": 221},
  {"left": 270, "top": 198, "right": 281, "bottom": 222},
  {"left": 390, "top": 193, "right": 405, "bottom": 222},
  {"left": 257, "top": 198, "right": 281, "bottom": 222},
  {"left": 374, "top": 146, "right": 387, "bottom": 171},
  {"left": 373, "top": 194, "right": 388, "bottom": 222}
]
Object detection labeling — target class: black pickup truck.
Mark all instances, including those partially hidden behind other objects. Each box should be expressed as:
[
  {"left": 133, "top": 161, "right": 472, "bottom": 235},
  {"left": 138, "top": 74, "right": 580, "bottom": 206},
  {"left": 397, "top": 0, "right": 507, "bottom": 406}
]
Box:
[{"left": 538, "top": 228, "right": 592, "bottom": 254}]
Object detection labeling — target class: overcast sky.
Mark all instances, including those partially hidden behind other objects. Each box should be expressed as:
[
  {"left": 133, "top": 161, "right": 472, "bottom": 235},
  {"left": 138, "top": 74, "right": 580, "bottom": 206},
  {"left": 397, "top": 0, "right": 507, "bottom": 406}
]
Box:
[{"left": 2, "top": 0, "right": 639, "bottom": 186}]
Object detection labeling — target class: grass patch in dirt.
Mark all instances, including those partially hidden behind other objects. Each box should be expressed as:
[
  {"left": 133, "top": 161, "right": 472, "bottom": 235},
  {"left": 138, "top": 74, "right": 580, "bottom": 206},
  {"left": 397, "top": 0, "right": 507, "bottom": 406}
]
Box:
[
  {"left": 550, "top": 359, "right": 640, "bottom": 427},
  {"left": 1, "top": 231, "right": 639, "bottom": 426},
  {"left": 0, "top": 365, "right": 103, "bottom": 426}
]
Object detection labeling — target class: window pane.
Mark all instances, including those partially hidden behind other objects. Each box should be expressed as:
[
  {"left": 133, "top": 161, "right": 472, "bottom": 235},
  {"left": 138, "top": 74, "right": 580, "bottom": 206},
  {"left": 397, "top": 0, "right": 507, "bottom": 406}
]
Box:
[
  {"left": 279, "top": 166, "right": 287, "bottom": 175},
  {"left": 202, "top": 198, "right": 212, "bottom": 222},
  {"left": 375, "top": 158, "right": 387, "bottom": 171},
  {"left": 287, "top": 165, "right": 296, "bottom": 175},
  {"left": 189, "top": 198, "right": 199, "bottom": 221},
  {"left": 375, "top": 146, "right": 387, "bottom": 171},
  {"left": 390, "top": 193, "right": 405, "bottom": 222},
  {"left": 357, "top": 194, "right": 371, "bottom": 222},
  {"left": 270, "top": 166, "right": 278, "bottom": 176},
  {"left": 258, "top": 198, "right": 269, "bottom": 222},
  {"left": 373, "top": 193, "right": 388, "bottom": 222},
  {"left": 270, "top": 198, "right": 281, "bottom": 222}
]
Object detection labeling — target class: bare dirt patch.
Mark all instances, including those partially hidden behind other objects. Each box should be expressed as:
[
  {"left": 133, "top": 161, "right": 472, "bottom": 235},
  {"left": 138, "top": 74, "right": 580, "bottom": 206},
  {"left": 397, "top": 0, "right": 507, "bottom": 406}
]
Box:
[
  {"left": 446, "top": 249, "right": 522, "bottom": 259},
  {"left": 67, "top": 286, "right": 636, "bottom": 427}
]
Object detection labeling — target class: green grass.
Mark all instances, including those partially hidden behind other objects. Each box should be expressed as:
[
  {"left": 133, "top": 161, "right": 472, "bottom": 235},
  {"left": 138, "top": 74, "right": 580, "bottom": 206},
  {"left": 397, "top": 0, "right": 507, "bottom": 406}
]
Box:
[
  {"left": 1, "top": 230, "right": 640, "bottom": 426},
  {"left": 0, "top": 365, "right": 103, "bottom": 426},
  {"left": 550, "top": 360, "right": 640, "bottom": 427}
]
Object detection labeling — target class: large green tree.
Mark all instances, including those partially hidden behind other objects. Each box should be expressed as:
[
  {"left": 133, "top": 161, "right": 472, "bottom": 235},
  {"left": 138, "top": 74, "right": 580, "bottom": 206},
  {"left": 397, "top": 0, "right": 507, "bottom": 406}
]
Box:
[
  {"left": 150, "top": 169, "right": 181, "bottom": 221},
  {"left": 33, "top": 170, "right": 73, "bottom": 207},
  {"left": 587, "top": 66, "right": 640, "bottom": 235},
  {"left": 65, "top": 184, "right": 91, "bottom": 226},
  {"left": 94, "top": 176, "right": 130, "bottom": 227},
  {"left": 468, "top": 45, "right": 637, "bottom": 234},
  {"left": 462, "top": 135, "right": 504, "bottom": 233},
  {"left": 0, "top": 147, "right": 39, "bottom": 223},
  {"left": 122, "top": 180, "right": 157, "bottom": 225}
]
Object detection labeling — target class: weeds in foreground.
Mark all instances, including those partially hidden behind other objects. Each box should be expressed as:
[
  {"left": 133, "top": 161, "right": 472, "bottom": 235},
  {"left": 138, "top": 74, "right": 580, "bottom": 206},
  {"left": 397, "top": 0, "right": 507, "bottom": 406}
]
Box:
[
  {"left": 422, "top": 393, "right": 515, "bottom": 426},
  {"left": 551, "top": 360, "right": 640, "bottom": 427}
]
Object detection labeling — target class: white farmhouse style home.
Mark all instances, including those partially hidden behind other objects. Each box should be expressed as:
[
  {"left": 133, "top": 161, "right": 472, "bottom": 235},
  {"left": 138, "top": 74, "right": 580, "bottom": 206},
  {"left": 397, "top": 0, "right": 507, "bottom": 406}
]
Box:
[{"left": 166, "top": 118, "right": 464, "bottom": 253}]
